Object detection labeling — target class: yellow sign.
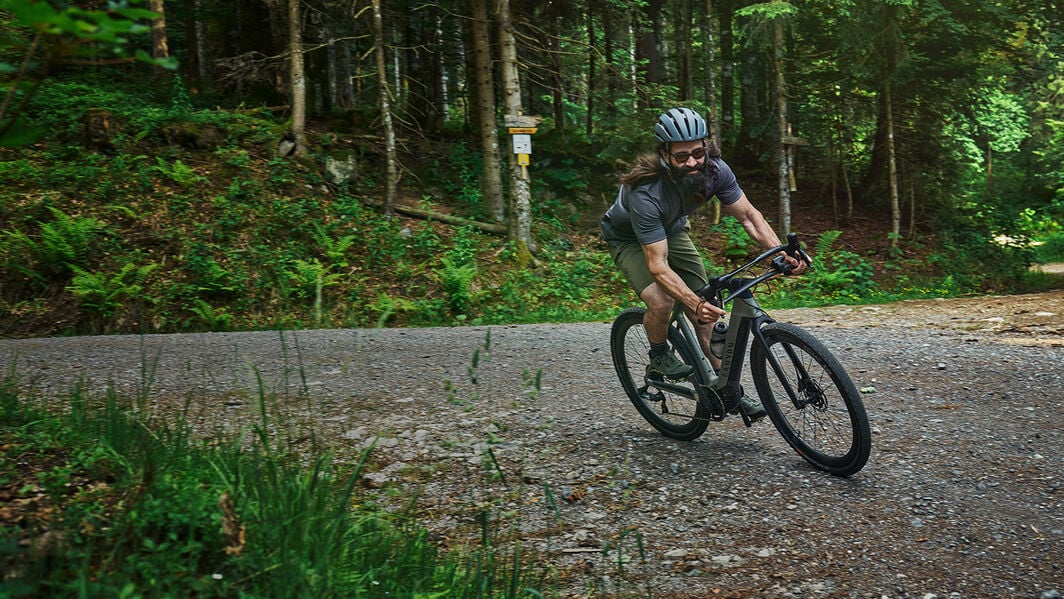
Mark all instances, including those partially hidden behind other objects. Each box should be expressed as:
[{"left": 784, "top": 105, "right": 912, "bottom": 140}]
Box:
[
  {"left": 508, "top": 127, "right": 538, "bottom": 135},
  {"left": 517, "top": 153, "right": 530, "bottom": 166}
]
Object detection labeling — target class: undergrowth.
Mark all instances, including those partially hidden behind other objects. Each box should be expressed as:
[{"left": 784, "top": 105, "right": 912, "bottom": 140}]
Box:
[
  {"left": 0, "top": 368, "right": 548, "bottom": 597},
  {"left": 1, "top": 76, "right": 1060, "bottom": 337}
]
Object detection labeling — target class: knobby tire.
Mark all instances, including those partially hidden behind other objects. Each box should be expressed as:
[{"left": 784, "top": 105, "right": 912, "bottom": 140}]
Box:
[
  {"left": 610, "top": 307, "right": 711, "bottom": 441},
  {"left": 750, "top": 322, "right": 871, "bottom": 476}
]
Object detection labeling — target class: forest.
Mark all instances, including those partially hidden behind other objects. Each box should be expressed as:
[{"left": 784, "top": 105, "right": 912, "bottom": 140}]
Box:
[
  {"left": 1, "top": 0, "right": 1063, "bottom": 336},
  {"left": 2, "top": 2, "right": 1064, "bottom": 596}
]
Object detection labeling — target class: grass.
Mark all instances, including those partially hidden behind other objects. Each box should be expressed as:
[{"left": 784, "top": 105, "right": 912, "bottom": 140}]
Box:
[{"left": 0, "top": 367, "right": 548, "bottom": 598}]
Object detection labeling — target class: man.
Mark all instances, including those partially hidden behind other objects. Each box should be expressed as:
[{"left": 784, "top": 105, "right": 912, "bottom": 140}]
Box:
[{"left": 601, "top": 107, "right": 805, "bottom": 419}]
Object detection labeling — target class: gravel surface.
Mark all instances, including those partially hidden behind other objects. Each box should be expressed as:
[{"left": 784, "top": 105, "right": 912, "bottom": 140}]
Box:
[{"left": 2, "top": 291, "right": 1063, "bottom": 598}]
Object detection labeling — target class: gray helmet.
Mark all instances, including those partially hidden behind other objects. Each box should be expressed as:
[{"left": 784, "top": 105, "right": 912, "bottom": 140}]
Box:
[{"left": 653, "top": 107, "right": 707, "bottom": 143}]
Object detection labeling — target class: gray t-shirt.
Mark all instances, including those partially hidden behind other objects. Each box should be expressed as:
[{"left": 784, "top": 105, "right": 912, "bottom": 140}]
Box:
[{"left": 601, "top": 157, "right": 744, "bottom": 246}]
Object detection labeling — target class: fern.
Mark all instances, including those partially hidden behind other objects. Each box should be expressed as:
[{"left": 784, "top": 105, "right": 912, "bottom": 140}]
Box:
[
  {"left": 67, "top": 262, "right": 159, "bottom": 317},
  {"left": 803, "top": 230, "right": 877, "bottom": 298},
  {"left": 312, "top": 224, "right": 356, "bottom": 268},
  {"left": 154, "top": 157, "right": 204, "bottom": 187},
  {"left": 814, "top": 230, "right": 844, "bottom": 260},
  {"left": 39, "top": 207, "right": 106, "bottom": 271},
  {"left": 439, "top": 258, "right": 477, "bottom": 314}
]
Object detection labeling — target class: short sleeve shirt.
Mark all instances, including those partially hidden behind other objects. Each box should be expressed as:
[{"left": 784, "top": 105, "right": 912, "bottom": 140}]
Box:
[{"left": 601, "top": 157, "right": 744, "bottom": 246}]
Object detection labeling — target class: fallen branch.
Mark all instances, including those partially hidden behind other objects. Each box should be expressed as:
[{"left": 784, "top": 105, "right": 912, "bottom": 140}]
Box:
[{"left": 393, "top": 204, "right": 507, "bottom": 235}]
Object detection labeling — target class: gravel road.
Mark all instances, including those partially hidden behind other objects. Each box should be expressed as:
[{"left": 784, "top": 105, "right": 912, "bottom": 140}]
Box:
[{"left": 2, "top": 291, "right": 1062, "bottom": 598}]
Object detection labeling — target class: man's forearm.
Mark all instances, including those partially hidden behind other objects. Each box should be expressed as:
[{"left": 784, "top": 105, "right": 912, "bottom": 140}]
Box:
[{"left": 651, "top": 266, "right": 701, "bottom": 310}]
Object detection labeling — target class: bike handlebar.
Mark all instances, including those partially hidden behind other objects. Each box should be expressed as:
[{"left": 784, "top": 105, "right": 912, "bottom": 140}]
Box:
[{"left": 697, "top": 232, "right": 811, "bottom": 306}]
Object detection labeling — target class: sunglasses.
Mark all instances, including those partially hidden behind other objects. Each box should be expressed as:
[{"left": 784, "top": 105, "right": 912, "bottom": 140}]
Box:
[{"left": 669, "top": 146, "right": 707, "bottom": 163}]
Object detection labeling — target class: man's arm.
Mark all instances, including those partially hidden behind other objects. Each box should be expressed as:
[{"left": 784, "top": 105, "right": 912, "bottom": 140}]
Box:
[
  {"left": 642, "top": 240, "right": 726, "bottom": 321},
  {"left": 722, "top": 193, "right": 806, "bottom": 274}
]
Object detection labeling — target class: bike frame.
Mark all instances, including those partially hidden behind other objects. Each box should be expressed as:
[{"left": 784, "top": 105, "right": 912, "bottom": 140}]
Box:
[
  {"left": 658, "top": 289, "right": 771, "bottom": 424},
  {"left": 646, "top": 239, "right": 806, "bottom": 424}
]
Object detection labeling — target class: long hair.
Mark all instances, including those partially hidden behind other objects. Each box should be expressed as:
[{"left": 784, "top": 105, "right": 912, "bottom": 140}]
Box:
[{"left": 619, "top": 140, "right": 722, "bottom": 187}]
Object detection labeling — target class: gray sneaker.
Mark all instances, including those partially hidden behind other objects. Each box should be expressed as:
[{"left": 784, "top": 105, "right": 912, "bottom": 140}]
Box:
[
  {"left": 736, "top": 394, "right": 767, "bottom": 421},
  {"left": 648, "top": 351, "right": 694, "bottom": 380}
]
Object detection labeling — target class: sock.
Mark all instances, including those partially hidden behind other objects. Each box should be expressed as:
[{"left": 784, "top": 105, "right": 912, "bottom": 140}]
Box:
[{"left": 649, "top": 341, "right": 669, "bottom": 357}]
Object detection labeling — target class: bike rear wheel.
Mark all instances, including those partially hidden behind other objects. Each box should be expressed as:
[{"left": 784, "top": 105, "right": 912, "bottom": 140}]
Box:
[
  {"left": 610, "top": 307, "right": 711, "bottom": 441},
  {"left": 750, "top": 323, "right": 871, "bottom": 476}
]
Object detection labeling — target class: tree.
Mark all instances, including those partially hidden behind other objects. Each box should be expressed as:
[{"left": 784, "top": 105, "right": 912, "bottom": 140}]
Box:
[
  {"left": 736, "top": 0, "right": 797, "bottom": 235},
  {"left": 148, "top": 0, "right": 169, "bottom": 72},
  {"left": 371, "top": 0, "right": 399, "bottom": 215},
  {"left": 496, "top": 0, "right": 536, "bottom": 259},
  {"left": 286, "top": 0, "right": 307, "bottom": 156},
  {"left": 469, "top": 0, "right": 505, "bottom": 222}
]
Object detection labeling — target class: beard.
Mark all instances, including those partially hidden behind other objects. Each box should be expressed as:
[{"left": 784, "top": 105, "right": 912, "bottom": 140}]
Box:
[{"left": 672, "top": 165, "right": 706, "bottom": 199}]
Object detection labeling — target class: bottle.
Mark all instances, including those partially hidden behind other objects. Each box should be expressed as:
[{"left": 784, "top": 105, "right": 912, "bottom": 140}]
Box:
[{"left": 710, "top": 321, "right": 728, "bottom": 359}]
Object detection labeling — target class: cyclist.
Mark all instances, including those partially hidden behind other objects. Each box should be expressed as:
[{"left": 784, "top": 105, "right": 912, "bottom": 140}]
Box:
[{"left": 601, "top": 107, "right": 806, "bottom": 420}]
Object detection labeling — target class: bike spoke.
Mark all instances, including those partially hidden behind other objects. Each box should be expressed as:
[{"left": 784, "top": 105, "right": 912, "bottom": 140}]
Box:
[
  {"left": 611, "top": 307, "right": 711, "bottom": 440},
  {"left": 752, "top": 323, "right": 870, "bottom": 476}
]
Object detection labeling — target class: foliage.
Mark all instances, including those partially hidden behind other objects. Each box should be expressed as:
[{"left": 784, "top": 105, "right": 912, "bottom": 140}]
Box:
[
  {"left": 2, "top": 41, "right": 1062, "bottom": 336},
  {"left": 0, "top": 371, "right": 547, "bottom": 597},
  {"left": 800, "top": 231, "right": 877, "bottom": 301},
  {"left": 710, "top": 216, "right": 756, "bottom": 259},
  {"left": 67, "top": 261, "right": 158, "bottom": 318},
  {"left": 4, "top": 207, "right": 106, "bottom": 277},
  {"left": 0, "top": 0, "right": 175, "bottom": 147}
]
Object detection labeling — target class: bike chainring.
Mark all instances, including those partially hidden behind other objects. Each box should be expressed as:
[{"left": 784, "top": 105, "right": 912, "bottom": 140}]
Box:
[{"left": 699, "top": 387, "right": 729, "bottom": 421}]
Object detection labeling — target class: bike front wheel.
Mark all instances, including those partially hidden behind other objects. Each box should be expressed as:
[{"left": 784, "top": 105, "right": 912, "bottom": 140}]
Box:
[
  {"left": 750, "top": 323, "right": 871, "bottom": 476},
  {"left": 610, "top": 307, "right": 711, "bottom": 441}
]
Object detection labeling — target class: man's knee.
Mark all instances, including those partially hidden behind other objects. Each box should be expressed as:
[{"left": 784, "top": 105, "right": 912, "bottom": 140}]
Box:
[{"left": 640, "top": 284, "right": 674, "bottom": 313}]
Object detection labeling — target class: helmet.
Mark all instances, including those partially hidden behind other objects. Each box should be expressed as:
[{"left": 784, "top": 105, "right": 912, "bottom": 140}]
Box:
[{"left": 653, "top": 108, "right": 707, "bottom": 144}]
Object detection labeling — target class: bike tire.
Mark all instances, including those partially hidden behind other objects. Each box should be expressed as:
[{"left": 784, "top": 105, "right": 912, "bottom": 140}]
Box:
[
  {"left": 610, "top": 307, "right": 711, "bottom": 441},
  {"left": 749, "top": 322, "right": 871, "bottom": 476}
]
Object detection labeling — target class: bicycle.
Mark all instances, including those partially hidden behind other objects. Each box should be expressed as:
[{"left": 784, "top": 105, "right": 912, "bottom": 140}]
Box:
[{"left": 609, "top": 233, "right": 871, "bottom": 476}]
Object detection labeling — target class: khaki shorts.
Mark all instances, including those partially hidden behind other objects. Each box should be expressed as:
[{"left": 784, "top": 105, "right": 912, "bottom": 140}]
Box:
[{"left": 608, "top": 228, "right": 708, "bottom": 296}]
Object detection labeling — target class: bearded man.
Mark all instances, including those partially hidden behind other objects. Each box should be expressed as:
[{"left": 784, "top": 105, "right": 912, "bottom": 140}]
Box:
[{"left": 600, "top": 107, "right": 806, "bottom": 420}]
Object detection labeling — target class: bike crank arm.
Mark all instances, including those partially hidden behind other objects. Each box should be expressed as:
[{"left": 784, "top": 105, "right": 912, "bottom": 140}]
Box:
[{"left": 642, "top": 377, "right": 698, "bottom": 400}]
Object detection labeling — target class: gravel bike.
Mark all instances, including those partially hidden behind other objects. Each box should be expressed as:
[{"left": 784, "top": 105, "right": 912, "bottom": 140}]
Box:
[{"left": 610, "top": 233, "right": 871, "bottom": 476}]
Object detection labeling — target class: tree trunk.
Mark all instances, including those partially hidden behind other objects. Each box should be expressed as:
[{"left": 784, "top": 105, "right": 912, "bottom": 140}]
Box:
[
  {"left": 550, "top": 15, "right": 565, "bottom": 135},
  {"left": 496, "top": 0, "right": 536, "bottom": 260},
  {"left": 586, "top": 1, "right": 596, "bottom": 136},
  {"left": 470, "top": 0, "right": 505, "bottom": 222},
  {"left": 908, "top": 170, "right": 916, "bottom": 239},
  {"left": 735, "top": 48, "right": 765, "bottom": 168},
  {"left": 830, "top": 138, "right": 839, "bottom": 226},
  {"left": 393, "top": 205, "right": 508, "bottom": 235},
  {"left": 184, "top": 0, "right": 209, "bottom": 85},
  {"left": 603, "top": 6, "right": 618, "bottom": 118},
  {"left": 674, "top": 0, "right": 693, "bottom": 100},
  {"left": 372, "top": 0, "right": 398, "bottom": 215},
  {"left": 148, "top": 0, "right": 169, "bottom": 74},
  {"left": 635, "top": 0, "right": 665, "bottom": 107},
  {"left": 885, "top": 79, "right": 900, "bottom": 248},
  {"left": 432, "top": 11, "right": 449, "bottom": 130},
  {"left": 704, "top": 0, "right": 720, "bottom": 146},
  {"left": 628, "top": 10, "right": 638, "bottom": 111},
  {"left": 718, "top": 0, "right": 734, "bottom": 143},
  {"left": 842, "top": 150, "right": 854, "bottom": 224},
  {"left": 287, "top": 0, "right": 307, "bottom": 155},
  {"left": 773, "top": 19, "right": 790, "bottom": 236}
]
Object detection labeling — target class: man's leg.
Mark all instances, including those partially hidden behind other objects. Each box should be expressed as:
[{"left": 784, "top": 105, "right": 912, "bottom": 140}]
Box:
[
  {"left": 638, "top": 282, "right": 694, "bottom": 379},
  {"left": 642, "top": 283, "right": 717, "bottom": 366},
  {"left": 638, "top": 282, "right": 674, "bottom": 344},
  {"left": 684, "top": 309, "right": 721, "bottom": 371}
]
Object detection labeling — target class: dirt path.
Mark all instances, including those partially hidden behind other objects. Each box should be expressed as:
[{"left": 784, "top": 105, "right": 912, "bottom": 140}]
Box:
[{"left": 2, "top": 291, "right": 1062, "bottom": 598}]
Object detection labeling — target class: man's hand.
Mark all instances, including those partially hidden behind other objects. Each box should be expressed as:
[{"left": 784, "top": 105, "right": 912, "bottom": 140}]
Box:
[
  {"left": 694, "top": 299, "right": 726, "bottom": 323},
  {"left": 780, "top": 252, "right": 808, "bottom": 276}
]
